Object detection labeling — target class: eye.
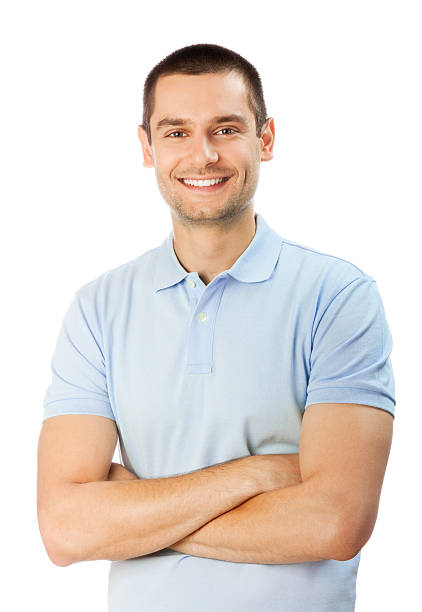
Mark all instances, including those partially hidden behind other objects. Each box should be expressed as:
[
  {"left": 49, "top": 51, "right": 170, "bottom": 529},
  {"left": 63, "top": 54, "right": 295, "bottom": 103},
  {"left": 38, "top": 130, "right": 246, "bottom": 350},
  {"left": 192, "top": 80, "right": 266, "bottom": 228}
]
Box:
[
  {"left": 216, "top": 128, "right": 236, "bottom": 135},
  {"left": 168, "top": 131, "right": 187, "bottom": 138}
]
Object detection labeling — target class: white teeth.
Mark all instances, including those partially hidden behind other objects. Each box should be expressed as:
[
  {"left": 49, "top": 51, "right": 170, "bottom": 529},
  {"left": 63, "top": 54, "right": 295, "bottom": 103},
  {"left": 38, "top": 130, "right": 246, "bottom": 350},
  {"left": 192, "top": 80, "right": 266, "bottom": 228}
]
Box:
[{"left": 181, "top": 177, "right": 227, "bottom": 187}]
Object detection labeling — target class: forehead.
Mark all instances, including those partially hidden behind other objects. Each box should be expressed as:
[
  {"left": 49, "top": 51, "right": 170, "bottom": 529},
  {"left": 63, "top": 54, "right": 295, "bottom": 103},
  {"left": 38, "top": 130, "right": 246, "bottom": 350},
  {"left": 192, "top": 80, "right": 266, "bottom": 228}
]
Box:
[{"left": 151, "top": 71, "right": 253, "bottom": 126}]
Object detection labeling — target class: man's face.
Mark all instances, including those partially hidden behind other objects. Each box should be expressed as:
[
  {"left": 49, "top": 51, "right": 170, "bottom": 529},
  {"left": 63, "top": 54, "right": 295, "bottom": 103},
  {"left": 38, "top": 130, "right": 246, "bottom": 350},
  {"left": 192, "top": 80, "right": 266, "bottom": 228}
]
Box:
[{"left": 139, "top": 70, "right": 273, "bottom": 226}]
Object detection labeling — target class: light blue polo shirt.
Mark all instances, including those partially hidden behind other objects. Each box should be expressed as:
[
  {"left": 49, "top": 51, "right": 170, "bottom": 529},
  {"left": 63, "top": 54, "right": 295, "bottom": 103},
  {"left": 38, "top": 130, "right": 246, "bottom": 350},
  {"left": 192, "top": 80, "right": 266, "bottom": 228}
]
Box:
[{"left": 42, "top": 211, "right": 395, "bottom": 612}]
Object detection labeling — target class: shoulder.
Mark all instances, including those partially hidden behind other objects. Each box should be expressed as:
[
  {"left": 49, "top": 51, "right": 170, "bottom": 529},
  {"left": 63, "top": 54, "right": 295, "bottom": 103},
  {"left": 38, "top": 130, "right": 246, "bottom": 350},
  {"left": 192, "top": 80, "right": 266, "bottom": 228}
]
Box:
[
  {"left": 274, "top": 236, "right": 378, "bottom": 323},
  {"left": 281, "top": 236, "right": 372, "bottom": 278},
  {"left": 73, "top": 244, "right": 160, "bottom": 311},
  {"left": 279, "top": 236, "right": 374, "bottom": 290}
]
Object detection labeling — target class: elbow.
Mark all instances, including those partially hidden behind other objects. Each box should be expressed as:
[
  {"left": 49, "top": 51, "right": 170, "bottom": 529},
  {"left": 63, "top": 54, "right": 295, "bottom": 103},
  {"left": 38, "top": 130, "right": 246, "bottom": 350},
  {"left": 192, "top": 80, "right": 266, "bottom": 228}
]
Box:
[
  {"left": 44, "top": 526, "right": 85, "bottom": 567},
  {"left": 38, "top": 522, "right": 74, "bottom": 567},
  {"left": 330, "top": 542, "right": 362, "bottom": 562},
  {"left": 37, "top": 501, "right": 85, "bottom": 567},
  {"left": 330, "top": 539, "right": 362, "bottom": 562},
  {"left": 328, "top": 510, "right": 376, "bottom": 561},
  {"left": 42, "top": 530, "right": 83, "bottom": 567},
  {"left": 47, "top": 533, "right": 78, "bottom": 567},
  {"left": 48, "top": 548, "right": 74, "bottom": 567}
]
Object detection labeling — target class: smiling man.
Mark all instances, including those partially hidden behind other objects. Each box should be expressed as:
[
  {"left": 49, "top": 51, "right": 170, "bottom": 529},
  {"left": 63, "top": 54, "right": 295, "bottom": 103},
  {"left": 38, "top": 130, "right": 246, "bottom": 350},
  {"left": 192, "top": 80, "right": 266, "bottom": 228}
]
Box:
[
  {"left": 139, "top": 67, "right": 273, "bottom": 286},
  {"left": 37, "top": 44, "right": 395, "bottom": 612}
]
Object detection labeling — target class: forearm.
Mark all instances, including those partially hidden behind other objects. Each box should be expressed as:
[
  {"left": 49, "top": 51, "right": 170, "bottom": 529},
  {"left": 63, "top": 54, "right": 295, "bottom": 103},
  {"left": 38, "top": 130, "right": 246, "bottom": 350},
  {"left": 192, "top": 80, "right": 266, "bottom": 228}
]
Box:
[
  {"left": 169, "top": 477, "right": 339, "bottom": 564},
  {"left": 50, "top": 457, "right": 262, "bottom": 566},
  {"left": 106, "top": 456, "right": 322, "bottom": 565}
]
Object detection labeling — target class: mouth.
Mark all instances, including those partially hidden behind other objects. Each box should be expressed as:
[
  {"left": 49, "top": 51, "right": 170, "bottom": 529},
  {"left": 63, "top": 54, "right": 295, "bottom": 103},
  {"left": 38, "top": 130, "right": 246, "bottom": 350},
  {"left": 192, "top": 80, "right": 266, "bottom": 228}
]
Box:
[{"left": 177, "top": 176, "right": 232, "bottom": 192}]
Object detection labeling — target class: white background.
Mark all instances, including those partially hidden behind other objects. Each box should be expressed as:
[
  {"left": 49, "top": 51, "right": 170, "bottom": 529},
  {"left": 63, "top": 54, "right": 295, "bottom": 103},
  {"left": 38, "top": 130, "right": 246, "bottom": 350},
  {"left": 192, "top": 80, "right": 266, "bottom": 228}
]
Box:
[{"left": 1, "top": 0, "right": 420, "bottom": 610}]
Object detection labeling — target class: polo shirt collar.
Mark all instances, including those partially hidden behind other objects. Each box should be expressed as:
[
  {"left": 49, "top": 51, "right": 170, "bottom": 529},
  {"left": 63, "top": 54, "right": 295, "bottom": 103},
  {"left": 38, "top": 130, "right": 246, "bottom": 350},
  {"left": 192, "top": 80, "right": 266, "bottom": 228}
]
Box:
[{"left": 152, "top": 212, "right": 283, "bottom": 292}]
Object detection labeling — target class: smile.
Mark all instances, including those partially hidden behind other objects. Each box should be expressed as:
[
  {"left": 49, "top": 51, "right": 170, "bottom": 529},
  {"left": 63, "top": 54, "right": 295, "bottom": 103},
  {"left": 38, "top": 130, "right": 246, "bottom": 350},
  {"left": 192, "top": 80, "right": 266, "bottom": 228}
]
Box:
[{"left": 177, "top": 176, "right": 231, "bottom": 191}]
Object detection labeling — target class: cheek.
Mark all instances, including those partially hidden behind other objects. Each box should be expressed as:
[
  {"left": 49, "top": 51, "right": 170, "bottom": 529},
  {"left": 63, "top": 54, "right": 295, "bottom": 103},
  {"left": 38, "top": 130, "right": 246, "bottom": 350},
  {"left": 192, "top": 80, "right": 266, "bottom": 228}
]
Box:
[
  {"left": 224, "top": 140, "right": 257, "bottom": 166},
  {"left": 154, "top": 147, "right": 181, "bottom": 173}
]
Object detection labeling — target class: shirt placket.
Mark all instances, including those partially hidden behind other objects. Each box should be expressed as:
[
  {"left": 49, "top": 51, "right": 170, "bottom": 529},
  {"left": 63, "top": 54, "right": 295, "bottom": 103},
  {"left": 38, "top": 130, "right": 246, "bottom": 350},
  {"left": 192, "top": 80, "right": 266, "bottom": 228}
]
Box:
[{"left": 185, "top": 272, "right": 229, "bottom": 374}]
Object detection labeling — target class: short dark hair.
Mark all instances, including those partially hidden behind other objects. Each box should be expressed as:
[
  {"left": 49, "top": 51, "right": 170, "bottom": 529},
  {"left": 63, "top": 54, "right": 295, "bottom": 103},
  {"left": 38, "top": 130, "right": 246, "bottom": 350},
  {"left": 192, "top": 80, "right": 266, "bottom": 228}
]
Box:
[{"left": 142, "top": 43, "right": 269, "bottom": 145}]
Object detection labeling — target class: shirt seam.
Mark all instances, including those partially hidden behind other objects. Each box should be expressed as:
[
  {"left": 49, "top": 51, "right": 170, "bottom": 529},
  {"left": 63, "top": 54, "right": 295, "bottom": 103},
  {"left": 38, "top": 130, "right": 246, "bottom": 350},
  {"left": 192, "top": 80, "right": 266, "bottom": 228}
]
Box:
[
  {"left": 308, "top": 386, "right": 390, "bottom": 394},
  {"left": 312, "top": 277, "right": 375, "bottom": 344}
]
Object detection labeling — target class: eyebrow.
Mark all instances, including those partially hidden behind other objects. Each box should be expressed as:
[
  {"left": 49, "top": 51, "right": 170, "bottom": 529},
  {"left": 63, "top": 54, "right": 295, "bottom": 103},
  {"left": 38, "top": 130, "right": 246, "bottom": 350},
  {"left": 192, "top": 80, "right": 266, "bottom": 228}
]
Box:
[{"left": 155, "top": 114, "right": 250, "bottom": 130}]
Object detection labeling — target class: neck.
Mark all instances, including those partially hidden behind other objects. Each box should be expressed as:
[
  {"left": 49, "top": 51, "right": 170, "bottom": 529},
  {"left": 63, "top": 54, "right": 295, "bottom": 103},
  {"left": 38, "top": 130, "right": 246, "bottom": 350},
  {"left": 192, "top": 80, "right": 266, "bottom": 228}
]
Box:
[{"left": 171, "top": 208, "right": 257, "bottom": 286}]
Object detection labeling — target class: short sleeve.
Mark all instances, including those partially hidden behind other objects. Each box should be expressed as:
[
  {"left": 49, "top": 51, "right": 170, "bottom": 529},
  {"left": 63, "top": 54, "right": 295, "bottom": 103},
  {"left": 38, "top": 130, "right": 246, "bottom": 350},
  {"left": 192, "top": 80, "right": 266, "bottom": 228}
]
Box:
[
  {"left": 42, "top": 288, "right": 115, "bottom": 423},
  {"left": 305, "top": 276, "right": 396, "bottom": 417}
]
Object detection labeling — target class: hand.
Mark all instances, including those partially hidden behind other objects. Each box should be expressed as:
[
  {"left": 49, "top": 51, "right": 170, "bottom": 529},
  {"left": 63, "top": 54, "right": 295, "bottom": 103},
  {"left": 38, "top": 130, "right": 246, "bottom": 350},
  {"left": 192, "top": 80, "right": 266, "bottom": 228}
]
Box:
[{"left": 241, "top": 453, "right": 302, "bottom": 492}]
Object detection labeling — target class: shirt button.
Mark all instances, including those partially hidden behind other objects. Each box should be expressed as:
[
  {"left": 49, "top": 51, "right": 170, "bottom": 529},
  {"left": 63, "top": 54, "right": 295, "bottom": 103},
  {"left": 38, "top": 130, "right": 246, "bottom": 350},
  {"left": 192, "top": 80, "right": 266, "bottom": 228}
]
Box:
[
  {"left": 197, "top": 312, "right": 208, "bottom": 323},
  {"left": 187, "top": 278, "right": 196, "bottom": 288}
]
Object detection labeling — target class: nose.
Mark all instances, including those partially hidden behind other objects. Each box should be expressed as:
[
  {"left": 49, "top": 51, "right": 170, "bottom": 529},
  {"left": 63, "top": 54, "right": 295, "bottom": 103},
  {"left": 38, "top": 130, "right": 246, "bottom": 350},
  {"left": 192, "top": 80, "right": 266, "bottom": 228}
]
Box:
[{"left": 188, "top": 134, "right": 219, "bottom": 167}]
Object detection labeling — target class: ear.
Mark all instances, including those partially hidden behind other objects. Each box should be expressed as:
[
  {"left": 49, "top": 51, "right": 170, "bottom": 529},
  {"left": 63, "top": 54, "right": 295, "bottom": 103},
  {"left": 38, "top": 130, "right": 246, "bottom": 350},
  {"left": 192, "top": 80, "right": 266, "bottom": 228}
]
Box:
[
  {"left": 259, "top": 117, "right": 275, "bottom": 162},
  {"left": 138, "top": 125, "right": 154, "bottom": 168}
]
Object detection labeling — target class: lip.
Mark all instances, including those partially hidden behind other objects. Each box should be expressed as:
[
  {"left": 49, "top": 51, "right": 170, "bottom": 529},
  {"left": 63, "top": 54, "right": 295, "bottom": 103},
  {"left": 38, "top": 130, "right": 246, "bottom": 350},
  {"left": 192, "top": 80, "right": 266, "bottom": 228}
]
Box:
[{"left": 177, "top": 176, "right": 232, "bottom": 192}]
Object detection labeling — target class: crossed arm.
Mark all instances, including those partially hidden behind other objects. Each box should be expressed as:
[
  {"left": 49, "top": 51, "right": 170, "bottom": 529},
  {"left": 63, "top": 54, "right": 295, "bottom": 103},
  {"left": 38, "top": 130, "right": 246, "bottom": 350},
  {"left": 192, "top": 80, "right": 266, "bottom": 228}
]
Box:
[
  {"left": 107, "top": 403, "right": 393, "bottom": 565},
  {"left": 107, "top": 459, "right": 339, "bottom": 564}
]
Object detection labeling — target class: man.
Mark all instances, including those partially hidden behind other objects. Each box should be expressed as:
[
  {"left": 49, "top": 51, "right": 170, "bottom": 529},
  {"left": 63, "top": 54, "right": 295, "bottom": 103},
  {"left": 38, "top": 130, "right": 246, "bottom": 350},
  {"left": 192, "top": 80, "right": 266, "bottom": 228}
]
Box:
[{"left": 37, "top": 44, "right": 395, "bottom": 611}]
